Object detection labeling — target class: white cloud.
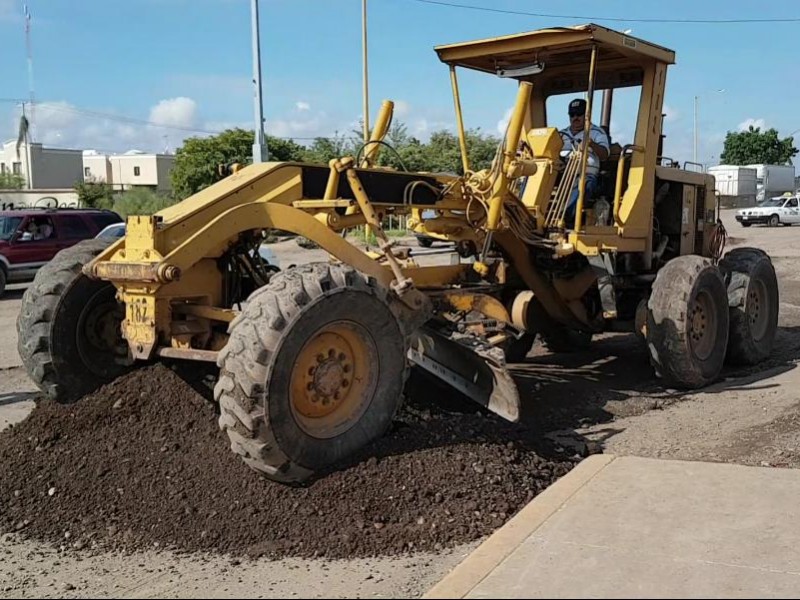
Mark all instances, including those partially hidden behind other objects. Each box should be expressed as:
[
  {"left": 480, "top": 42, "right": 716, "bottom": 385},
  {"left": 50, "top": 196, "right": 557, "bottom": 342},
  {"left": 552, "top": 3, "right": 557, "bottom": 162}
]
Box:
[
  {"left": 663, "top": 105, "right": 679, "bottom": 123},
  {"left": 148, "top": 97, "right": 197, "bottom": 129},
  {"left": 496, "top": 107, "right": 513, "bottom": 135},
  {"left": 1, "top": 98, "right": 208, "bottom": 154},
  {"left": 394, "top": 100, "right": 410, "bottom": 118},
  {"left": 267, "top": 111, "right": 328, "bottom": 139},
  {"left": 412, "top": 118, "right": 452, "bottom": 138},
  {"left": 295, "top": 101, "right": 311, "bottom": 111},
  {"left": 738, "top": 117, "right": 766, "bottom": 132}
]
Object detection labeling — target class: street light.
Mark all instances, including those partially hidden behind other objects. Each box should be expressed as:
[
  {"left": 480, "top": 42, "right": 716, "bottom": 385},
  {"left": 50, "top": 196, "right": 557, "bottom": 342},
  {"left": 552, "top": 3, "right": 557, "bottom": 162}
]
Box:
[
  {"left": 251, "top": 0, "right": 267, "bottom": 163},
  {"left": 693, "top": 89, "right": 725, "bottom": 165},
  {"left": 362, "top": 0, "right": 370, "bottom": 143}
]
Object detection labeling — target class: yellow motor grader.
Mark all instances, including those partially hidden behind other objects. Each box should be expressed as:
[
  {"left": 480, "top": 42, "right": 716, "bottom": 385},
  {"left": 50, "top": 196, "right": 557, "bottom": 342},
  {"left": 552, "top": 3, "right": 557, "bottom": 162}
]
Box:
[{"left": 18, "top": 24, "right": 778, "bottom": 483}]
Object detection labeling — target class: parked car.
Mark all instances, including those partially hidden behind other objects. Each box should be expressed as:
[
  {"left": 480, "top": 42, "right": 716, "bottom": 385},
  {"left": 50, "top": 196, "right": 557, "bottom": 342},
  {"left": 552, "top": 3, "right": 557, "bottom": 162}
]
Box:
[
  {"left": 735, "top": 195, "right": 800, "bottom": 227},
  {"left": 96, "top": 222, "right": 126, "bottom": 239},
  {"left": 0, "top": 208, "right": 123, "bottom": 297}
]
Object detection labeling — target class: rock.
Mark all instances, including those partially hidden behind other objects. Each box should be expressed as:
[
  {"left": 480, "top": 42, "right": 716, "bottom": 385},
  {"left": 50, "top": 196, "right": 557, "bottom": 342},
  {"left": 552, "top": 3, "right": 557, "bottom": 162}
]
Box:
[{"left": 48, "top": 487, "right": 56, "bottom": 496}]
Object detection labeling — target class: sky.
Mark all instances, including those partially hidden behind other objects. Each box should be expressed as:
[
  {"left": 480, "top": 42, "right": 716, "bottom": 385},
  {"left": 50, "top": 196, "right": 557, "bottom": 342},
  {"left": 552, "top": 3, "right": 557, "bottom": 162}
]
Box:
[{"left": 1, "top": 0, "right": 798, "bottom": 167}]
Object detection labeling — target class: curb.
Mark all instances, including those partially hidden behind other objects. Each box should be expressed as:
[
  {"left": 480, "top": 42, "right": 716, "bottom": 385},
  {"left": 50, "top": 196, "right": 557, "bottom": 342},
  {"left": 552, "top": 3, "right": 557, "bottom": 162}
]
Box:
[{"left": 423, "top": 453, "right": 616, "bottom": 599}]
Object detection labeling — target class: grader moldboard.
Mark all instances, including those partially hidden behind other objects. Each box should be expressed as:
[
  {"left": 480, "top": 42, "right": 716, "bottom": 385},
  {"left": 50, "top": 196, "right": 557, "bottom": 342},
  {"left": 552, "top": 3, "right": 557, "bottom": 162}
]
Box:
[{"left": 18, "top": 24, "right": 779, "bottom": 483}]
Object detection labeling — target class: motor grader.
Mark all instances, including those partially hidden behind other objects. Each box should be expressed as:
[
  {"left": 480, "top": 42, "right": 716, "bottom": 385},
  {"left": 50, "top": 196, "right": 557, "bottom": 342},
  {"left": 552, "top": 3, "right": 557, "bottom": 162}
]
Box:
[{"left": 18, "top": 24, "right": 779, "bottom": 483}]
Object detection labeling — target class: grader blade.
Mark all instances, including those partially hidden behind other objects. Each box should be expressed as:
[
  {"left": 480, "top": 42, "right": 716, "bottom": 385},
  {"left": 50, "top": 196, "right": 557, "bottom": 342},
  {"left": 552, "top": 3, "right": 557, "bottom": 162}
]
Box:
[{"left": 408, "top": 327, "right": 521, "bottom": 422}]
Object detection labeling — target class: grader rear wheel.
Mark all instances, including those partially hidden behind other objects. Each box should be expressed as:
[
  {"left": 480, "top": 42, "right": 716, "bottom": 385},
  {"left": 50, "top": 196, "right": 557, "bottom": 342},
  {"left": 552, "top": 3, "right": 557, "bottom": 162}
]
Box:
[
  {"left": 215, "top": 263, "right": 407, "bottom": 483},
  {"left": 720, "top": 247, "right": 779, "bottom": 365},
  {"left": 646, "top": 255, "right": 729, "bottom": 388}
]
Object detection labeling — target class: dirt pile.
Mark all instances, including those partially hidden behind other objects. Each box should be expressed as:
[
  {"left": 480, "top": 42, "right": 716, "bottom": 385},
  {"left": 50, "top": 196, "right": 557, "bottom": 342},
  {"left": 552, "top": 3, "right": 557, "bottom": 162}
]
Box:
[{"left": 0, "top": 365, "right": 579, "bottom": 559}]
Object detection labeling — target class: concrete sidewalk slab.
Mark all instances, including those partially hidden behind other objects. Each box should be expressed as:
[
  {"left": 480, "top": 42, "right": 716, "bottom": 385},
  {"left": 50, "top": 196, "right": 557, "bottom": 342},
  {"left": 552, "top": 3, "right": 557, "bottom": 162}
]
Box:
[{"left": 425, "top": 455, "right": 800, "bottom": 599}]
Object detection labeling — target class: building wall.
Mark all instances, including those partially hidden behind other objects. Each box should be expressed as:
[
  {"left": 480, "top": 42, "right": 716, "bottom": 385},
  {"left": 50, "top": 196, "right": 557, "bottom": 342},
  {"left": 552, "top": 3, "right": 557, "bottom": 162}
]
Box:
[
  {"left": 31, "top": 147, "right": 84, "bottom": 188},
  {"left": 0, "top": 189, "right": 80, "bottom": 210},
  {"left": 1, "top": 141, "right": 82, "bottom": 189},
  {"left": 0, "top": 141, "right": 28, "bottom": 185},
  {"left": 83, "top": 155, "right": 112, "bottom": 184},
  {"left": 155, "top": 155, "right": 175, "bottom": 193},
  {"left": 108, "top": 154, "right": 174, "bottom": 192}
]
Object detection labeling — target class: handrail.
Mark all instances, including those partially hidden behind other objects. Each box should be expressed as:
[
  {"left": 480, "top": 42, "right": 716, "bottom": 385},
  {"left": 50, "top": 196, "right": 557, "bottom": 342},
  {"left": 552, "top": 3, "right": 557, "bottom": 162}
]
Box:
[{"left": 613, "top": 145, "right": 644, "bottom": 226}]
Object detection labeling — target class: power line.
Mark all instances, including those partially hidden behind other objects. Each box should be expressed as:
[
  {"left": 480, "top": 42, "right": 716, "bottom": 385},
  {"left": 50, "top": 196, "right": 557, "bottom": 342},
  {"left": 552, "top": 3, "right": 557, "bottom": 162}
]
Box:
[
  {"left": 0, "top": 98, "right": 338, "bottom": 141},
  {"left": 403, "top": 0, "right": 800, "bottom": 23}
]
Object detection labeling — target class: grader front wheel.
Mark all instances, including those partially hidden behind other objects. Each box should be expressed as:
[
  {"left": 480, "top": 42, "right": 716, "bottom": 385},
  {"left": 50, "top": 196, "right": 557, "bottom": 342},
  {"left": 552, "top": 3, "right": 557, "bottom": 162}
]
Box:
[
  {"left": 215, "top": 264, "right": 408, "bottom": 483},
  {"left": 17, "top": 239, "right": 128, "bottom": 402}
]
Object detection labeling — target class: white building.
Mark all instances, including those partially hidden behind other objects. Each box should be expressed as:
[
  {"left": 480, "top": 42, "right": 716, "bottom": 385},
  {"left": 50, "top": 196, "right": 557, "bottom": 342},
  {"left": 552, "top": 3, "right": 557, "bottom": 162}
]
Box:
[
  {"left": 83, "top": 150, "right": 175, "bottom": 194},
  {"left": 0, "top": 140, "right": 84, "bottom": 189}
]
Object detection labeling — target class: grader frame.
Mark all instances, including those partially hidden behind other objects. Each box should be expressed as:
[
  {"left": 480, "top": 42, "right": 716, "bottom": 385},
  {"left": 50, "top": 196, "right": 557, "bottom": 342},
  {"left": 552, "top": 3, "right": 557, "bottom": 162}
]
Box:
[{"left": 18, "top": 24, "right": 779, "bottom": 483}]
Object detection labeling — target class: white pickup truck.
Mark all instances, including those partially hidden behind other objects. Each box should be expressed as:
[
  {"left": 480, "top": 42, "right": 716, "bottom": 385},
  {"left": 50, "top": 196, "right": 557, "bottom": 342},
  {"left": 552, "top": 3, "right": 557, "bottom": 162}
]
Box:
[{"left": 735, "top": 196, "right": 800, "bottom": 227}]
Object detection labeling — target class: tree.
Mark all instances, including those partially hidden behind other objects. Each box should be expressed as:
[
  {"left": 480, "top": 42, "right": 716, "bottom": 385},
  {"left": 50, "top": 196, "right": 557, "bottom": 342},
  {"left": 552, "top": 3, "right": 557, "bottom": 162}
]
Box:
[
  {"left": 301, "top": 133, "right": 353, "bottom": 165},
  {"left": 170, "top": 129, "right": 306, "bottom": 200},
  {"left": 720, "top": 126, "right": 798, "bottom": 165},
  {"left": 0, "top": 172, "right": 25, "bottom": 190},
  {"left": 74, "top": 179, "right": 115, "bottom": 209},
  {"left": 113, "top": 188, "right": 176, "bottom": 217},
  {"left": 414, "top": 129, "right": 501, "bottom": 175}
]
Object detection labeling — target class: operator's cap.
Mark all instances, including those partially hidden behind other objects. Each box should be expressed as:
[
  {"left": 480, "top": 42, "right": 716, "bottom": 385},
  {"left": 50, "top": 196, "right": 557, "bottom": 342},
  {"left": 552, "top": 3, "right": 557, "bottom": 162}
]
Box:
[{"left": 568, "top": 99, "right": 586, "bottom": 116}]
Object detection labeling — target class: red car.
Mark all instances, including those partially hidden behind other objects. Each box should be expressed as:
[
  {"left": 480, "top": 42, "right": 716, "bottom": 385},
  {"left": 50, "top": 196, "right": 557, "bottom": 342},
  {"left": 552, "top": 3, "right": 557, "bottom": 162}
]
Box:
[{"left": 0, "top": 208, "right": 123, "bottom": 297}]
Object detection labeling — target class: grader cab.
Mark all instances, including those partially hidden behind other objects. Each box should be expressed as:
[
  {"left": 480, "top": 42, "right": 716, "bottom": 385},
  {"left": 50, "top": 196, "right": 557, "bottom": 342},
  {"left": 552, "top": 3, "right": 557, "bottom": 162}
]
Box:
[{"left": 18, "top": 24, "right": 778, "bottom": 483}]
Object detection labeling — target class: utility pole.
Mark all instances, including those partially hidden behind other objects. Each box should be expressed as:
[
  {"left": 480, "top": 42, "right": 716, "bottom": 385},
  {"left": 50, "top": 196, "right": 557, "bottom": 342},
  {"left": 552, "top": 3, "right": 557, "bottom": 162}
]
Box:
[
  {"left": 20, "top": 102, "right": 33, "bottom": 190},
  {"left": 251, "top": 0, "right": 267, "bottom": 163},
  {"left": 362, "top": 0, "right": 370, "bottom": 143},
  {"left": 24, "top": 4, "right": 35, "bottom": 141},
  {"left": 693, "top": 95, "right": 698, "bottom": 165}
]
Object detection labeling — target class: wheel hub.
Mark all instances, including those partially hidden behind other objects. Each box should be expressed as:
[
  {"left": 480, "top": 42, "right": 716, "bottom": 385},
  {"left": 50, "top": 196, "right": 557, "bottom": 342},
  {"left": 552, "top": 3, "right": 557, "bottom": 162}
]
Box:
[
  {"left": 290, "top": 323, "right": 376, "bottom": 434},
  {"left": 690, "top": 305, "right": 707, "bottom": 340},
  {"left": 313, "top": 359, "right": 346, "bottom": 399},
  {"left": 747, "top": 279, "right": 769, "bottom": 340},
  {"left": 688, "top": 290, "right": 717, "bottom": 361}
]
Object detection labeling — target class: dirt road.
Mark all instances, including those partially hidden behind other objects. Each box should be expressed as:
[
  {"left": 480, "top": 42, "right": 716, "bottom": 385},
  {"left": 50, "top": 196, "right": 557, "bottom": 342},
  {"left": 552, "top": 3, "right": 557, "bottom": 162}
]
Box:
[{"left": 2, "top": 211, "right": 800, "bottom": 598}]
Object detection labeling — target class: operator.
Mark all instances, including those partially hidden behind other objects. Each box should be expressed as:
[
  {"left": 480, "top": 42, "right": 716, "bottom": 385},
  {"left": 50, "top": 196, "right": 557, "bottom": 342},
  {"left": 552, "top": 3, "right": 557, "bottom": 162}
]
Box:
[{"left": 560, "top": 98, "right": 610, "bottom": 225}]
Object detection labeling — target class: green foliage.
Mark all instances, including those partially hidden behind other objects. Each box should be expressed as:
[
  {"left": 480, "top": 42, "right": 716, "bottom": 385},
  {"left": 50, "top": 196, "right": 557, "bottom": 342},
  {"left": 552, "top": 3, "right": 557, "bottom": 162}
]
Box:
[
  {"left": 0, "top": 172, "right": 25, "bottom": 190},
  {"left": 348, "top": 227, "right": 407, "bottom": 245},
  {"left": 74, "top": 179, "right": 115, "bottom": 209},
  {"left": 378, "top": 128, "right": 500, "bottom": 175},
  {"left": 720, "top": 126, "right": 798, "bottom": 165},
  {"left": 170, "top": 122, "right": 503, "bottom": 200},
  {"left": 300, "top": 133, "right": 353, "bottom": 165},
  {"left": 170, "top": 129, "right": 306, "bottom": 200},
  {"left": 112, "top": 188, "right": 177, "bottom": 217}
]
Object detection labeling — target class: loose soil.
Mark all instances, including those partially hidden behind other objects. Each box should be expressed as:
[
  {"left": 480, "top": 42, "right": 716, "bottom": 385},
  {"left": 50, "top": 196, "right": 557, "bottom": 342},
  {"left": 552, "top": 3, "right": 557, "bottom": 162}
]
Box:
[{"left": 0, "top": 365, "right": 579, "bottom": 560}]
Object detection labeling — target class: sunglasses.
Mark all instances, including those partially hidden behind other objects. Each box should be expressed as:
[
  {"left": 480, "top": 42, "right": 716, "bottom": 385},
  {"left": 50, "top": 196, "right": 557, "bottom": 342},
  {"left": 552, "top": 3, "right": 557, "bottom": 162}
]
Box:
[{"left": 569, "top": 113, "right": 583, "bottom": 118}]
